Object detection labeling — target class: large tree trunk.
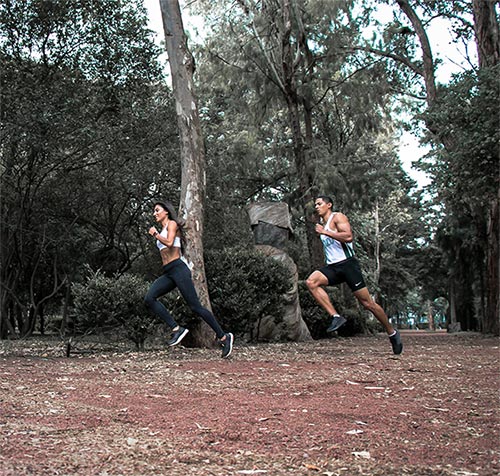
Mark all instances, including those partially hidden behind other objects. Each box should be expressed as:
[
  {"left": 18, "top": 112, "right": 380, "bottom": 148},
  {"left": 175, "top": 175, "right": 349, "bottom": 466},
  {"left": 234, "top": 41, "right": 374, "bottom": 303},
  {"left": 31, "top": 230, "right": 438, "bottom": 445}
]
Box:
[
  {"left": 283, "top": 95, "right": 322, "bottom": 268},
  {"left": 427, "top": 299, "right": 435, "bottom": 331},
  {"left": 485, "top": 187, "right": 499, "bottom": 335},
  {"left": 473, "top": 0, "right": 500, "bottom": 335},
  {"left": 395, "top": 0, "right": 437, "bottom": 105},
  {"left": 281, "top": 0, "right": 323, "bottom": 269},
  {"left": 159, "top": 0, "right": 214, "bottom": 347},
  {"left": 373, "top": 199, "right": 381, "bottom": 288},
  {"left": 473, "top": 0, "right": 500, "bottom": 68}
]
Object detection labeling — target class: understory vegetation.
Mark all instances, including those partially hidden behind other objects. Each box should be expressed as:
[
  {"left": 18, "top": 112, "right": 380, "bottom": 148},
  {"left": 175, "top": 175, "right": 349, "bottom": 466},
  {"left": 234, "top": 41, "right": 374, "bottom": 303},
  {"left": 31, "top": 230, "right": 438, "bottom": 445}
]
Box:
[{"left": 1, "top": 0, "right": 498, "bottom": 344}]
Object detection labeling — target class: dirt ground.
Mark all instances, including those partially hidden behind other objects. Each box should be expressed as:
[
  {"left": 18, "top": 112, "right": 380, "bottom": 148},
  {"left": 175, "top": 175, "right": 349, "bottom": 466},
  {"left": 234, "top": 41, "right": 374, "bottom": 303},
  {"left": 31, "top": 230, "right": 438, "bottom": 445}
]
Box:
[{"left": 0, "top": 331, "right": 499, "bottom": 476}]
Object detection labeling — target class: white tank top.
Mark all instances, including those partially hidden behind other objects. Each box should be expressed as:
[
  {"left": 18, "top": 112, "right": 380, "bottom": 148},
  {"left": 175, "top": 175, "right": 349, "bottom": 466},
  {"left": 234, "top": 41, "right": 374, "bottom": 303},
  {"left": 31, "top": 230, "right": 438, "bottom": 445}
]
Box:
[
  {"left": 156, "top": 227, "right": 181, "bottom": 251},
  {"left": 320, "top": 213, "right": 355, "bottom": 264}
]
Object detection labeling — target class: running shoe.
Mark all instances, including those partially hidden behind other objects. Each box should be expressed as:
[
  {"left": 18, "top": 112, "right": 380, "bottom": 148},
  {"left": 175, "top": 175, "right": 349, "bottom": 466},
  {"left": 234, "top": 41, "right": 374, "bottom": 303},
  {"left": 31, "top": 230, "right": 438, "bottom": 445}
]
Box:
[
  {"left": 167, "top": 326, "right": 189, "bottom": 347},
  {"left": 326, "top": 315, "right": 347, "bottom": 333},
  {"left": 389, "top": 329, "right": 403, "bottom": 355},
  {"left": 220, "top": 333, "right": 234, "bottom": 358}
]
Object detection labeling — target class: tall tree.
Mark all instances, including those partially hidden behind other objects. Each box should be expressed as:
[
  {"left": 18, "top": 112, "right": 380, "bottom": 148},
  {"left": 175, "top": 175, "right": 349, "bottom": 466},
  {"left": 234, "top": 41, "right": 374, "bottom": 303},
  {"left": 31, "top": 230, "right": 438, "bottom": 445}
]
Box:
[
  {"left": 159, "top": 0, "right": 214, "bottom": 346},
  {"left": 472, "top": 0, "right": 499, "bottom": 334},
  {"left": 0, "top": 0, "right": 176, "bottom": 338},
  {"left": 375, "top": 0, "right": 499, "bottom": 333},
  {"left": 194, "top": 0, "right": 398, "bottom": 271}
]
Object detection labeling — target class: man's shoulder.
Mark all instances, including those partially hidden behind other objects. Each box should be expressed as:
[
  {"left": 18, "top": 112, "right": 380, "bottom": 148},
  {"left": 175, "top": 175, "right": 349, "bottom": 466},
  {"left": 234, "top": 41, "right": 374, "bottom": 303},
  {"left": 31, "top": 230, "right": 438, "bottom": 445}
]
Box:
[{"left": 332, "top": 211, "right": 348, "bottom": 220}]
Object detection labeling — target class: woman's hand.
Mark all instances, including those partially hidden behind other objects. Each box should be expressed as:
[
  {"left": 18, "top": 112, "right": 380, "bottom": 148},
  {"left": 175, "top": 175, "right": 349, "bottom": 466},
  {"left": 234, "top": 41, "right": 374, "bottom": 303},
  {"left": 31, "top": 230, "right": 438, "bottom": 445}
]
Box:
[{"left": 148, "top": 226, "right": 158, "bottom": 237}]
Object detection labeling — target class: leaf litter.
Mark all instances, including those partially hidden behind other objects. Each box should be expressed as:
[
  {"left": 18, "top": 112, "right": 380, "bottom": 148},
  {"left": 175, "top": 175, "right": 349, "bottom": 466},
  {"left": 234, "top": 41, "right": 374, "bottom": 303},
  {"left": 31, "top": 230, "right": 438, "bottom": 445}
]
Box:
[{"left": 0, "top": 331, "right": 498, "bottom": 475}]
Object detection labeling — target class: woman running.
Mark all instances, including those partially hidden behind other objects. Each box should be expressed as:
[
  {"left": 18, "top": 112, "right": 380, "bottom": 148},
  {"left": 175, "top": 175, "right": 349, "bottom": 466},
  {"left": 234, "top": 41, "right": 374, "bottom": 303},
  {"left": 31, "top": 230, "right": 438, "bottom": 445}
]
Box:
[{"left": 144, "top": 200, "right": 234, "bottom": 358}]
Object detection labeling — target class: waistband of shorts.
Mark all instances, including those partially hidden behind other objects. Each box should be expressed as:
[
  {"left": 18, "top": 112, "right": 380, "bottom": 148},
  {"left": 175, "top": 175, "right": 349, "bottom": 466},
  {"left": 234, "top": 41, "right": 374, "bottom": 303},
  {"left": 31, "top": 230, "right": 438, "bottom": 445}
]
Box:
[{"left": 325, "top": 256, "right": 357, "bottom": 266}]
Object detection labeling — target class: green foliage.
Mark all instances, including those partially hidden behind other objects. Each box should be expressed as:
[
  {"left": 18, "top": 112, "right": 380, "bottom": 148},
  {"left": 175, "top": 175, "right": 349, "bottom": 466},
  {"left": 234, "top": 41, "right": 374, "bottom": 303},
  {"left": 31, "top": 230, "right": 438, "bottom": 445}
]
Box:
[
  {"left": 204, "top": 248, "right": 292, "bottom": 340},
  {"left": 0, "top": 0, "right": 179, "bottom": 338},
  {"left": 72, "top": 271, "right": 154, "bottom": 349},
  {"left": 418, "top": 66, "right": 500, "bottom": 330},
  {"left": 194, "top": 0, "right": 402, "bottom": 254},
  {"left": 422, "top": 67, "right": 499, "bottom": 208}
]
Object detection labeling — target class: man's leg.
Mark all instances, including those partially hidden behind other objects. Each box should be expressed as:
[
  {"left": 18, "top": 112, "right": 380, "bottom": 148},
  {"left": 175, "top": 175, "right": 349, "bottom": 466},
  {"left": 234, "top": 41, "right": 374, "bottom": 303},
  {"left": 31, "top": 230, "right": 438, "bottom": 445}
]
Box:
[
  {"left": 353, "top": 287, "right": 394, "bottom": 333},
  {"left": 306, "top": 270, "right": 347, "bottom": 332},
  {"left": 306, "top": 270, "right": 339, "bottom": 316},
  {"left": 353, "top": 287, "right": 403, "bottom": 354}
]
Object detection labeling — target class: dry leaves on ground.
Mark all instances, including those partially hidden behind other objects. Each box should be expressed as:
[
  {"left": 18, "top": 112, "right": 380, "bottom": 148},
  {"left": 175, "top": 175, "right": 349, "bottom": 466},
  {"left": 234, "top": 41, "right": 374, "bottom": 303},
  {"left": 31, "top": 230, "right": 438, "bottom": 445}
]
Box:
[{"left": 0, "top": 331, "right": 498, "bottom": 475}]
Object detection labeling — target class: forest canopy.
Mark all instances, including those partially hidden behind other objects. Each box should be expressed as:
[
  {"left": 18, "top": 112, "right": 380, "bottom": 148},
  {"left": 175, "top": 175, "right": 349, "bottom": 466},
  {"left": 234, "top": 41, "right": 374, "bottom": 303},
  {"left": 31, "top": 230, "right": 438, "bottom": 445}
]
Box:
[{"left": 1, "top": 0, "right": 498, "bottom": 342}]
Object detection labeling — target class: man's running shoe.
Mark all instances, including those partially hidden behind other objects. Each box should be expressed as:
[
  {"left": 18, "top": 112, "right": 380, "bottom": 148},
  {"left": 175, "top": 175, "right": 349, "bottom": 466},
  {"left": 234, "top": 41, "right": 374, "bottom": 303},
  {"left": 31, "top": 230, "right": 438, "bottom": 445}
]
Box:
[
  {"left": 221, "top": 333, "right": 234, "bottom": 358},
  {"left": 167, "top": 326, "right": 189, "bottom": 347},
  {"left": 326, "top": 315, "right": 347, "bottom": 333},
  {"left": 389, "top": 329, "right": 403, "bottom": 355}
]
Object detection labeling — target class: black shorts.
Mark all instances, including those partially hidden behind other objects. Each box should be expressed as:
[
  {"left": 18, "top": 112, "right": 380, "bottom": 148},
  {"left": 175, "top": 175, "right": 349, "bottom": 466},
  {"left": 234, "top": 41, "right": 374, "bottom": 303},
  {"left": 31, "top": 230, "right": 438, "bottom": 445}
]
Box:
[{"left": 318, "top": 257, "right": 366, "bottom": 292}]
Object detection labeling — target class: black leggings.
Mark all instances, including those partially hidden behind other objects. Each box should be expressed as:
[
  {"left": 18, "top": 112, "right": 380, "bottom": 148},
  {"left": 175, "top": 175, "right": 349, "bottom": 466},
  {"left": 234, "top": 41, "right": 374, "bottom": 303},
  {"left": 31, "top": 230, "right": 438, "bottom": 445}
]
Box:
[{"left": 144, "top": 259, "right": 225, "bottom": 339}]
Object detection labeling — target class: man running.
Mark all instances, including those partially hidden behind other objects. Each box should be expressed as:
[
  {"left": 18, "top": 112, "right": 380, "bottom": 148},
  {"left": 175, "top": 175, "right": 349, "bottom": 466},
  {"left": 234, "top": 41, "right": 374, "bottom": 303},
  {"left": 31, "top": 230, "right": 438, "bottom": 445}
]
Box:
[{"left": 306, "top": 195, "right": 403, "bottom": 354}]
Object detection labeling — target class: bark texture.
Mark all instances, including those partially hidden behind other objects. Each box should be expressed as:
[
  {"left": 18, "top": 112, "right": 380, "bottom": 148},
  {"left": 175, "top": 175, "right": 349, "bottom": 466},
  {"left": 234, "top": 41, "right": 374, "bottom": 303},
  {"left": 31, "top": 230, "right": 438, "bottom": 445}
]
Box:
[{"left": 159, "top": 0, "right": 215, "bottom": 346}]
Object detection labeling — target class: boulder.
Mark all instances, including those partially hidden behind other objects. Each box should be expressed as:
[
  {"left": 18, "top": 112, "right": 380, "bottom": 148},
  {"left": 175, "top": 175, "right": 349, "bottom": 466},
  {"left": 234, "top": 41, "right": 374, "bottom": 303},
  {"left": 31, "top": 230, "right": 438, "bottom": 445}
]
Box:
[{"left": 246, "top": 202, "right": 311, "bottom": 342}]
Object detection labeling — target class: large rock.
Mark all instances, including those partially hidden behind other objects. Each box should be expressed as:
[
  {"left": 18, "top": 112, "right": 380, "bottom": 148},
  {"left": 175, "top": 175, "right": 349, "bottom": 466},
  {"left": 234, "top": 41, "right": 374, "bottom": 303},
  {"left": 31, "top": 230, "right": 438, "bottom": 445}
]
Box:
[
  {"left": 253, "top": 245, "right": 311, "bottom": 342},
  {"left": 246, "top": 202, "right": 311, "bottom": 342},
  {"left": 247, "top": 202, "right": 292, "bottom": 251}
]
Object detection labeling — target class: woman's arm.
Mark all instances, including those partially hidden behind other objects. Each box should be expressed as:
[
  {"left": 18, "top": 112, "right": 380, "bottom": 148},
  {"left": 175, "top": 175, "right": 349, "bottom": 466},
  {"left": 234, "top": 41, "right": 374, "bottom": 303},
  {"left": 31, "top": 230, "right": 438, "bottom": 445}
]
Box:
[{"left": 149, "top": 221, "right": 178, "bottom": 247}]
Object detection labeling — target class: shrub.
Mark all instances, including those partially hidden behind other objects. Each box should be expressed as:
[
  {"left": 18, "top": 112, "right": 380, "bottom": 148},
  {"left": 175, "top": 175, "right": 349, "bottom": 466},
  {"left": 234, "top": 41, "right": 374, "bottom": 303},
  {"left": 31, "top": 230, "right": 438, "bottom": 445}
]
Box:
[
  {"left": 204, "top": 248, "right": 292, "bottom": 340},
  {"left": 73, "top": 249, "right": 294, "bottom": 347},
  {"left": 72, "top": 270, "right": 154, "bottom": 349}
]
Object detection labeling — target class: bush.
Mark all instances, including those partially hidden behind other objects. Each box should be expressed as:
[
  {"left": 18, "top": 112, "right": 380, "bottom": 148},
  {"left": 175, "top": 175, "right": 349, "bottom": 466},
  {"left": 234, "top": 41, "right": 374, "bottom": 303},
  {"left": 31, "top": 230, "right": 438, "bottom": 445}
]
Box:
[
  {"left": 205, "top": 248, "right": 292, "bottom": 340},
  {"left": 72, "top": 249, "right": 294, "bottom": 347},
  {"left": 72, "top": 270, "right": 154, "bottom": 349}
]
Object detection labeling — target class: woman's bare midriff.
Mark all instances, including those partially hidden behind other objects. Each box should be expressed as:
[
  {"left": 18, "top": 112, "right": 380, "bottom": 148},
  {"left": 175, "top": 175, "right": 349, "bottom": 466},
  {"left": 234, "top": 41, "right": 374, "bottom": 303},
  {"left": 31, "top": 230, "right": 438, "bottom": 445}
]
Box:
[{"left": 160, "top": 247, "right": 181, "bottom": 266}]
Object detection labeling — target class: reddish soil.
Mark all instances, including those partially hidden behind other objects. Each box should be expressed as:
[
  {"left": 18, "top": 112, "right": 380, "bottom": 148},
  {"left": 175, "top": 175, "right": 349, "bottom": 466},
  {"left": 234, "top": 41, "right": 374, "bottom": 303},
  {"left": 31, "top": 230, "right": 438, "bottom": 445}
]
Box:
[{"left": 0, "top": 331, "right": 499, "bottom": 475}]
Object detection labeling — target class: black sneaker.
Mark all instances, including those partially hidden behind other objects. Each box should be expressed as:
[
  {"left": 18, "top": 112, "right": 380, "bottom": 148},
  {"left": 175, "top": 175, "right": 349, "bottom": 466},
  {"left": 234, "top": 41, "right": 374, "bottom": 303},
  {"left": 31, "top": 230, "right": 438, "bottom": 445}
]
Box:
[
  {"left": 389, "top": 329, "right": 403, "bottom": 355},
  {"left": 167, "top": 326, "right": 189, "bottom": 347},
  {"left": 327, "top": 315, "right": 347, "bottom": 333},
  {"left": 220, "top": 333, "right": 234, "bottom": 359}
]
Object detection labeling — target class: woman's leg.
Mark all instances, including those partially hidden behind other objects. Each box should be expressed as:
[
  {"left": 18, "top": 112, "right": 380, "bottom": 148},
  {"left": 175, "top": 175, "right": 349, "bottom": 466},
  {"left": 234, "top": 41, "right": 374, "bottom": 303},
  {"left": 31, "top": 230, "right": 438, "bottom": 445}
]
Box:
[
  {"left": 173, "top": 263, "right": 225, "bottom": 339},
  {"left": 144, "top": 274, "right": 178, "bottom": 328}
]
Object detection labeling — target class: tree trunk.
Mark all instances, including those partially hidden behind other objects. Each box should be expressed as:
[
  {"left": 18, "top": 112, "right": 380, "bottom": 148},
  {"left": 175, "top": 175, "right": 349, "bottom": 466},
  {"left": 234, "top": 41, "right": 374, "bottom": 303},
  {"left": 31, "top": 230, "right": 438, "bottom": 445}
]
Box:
[
  {"left": 159, "top": 0, "right": 215, "bottom": 347},
  {"left": 473, "top": 0, "right": 500, "bottom": 68},
  {"left": 374, "top": 199, "right": 381, "bottom": 288},
  {"left": 485, "top": 193, "right": 499, "bottom": 335},
  {"left": 448, "top": 280, "right": 461, "bottom": 333},
  {"left": 281, "top": 0, "right": 322, "bottom": 269},
  {"left": 427, "top": 299, "right": 435, "bottom": 331},
  {"left": 472, "top": 0, "right": 500, "bottom": 335},
  {"left": 284, "top": 95, "right": 322, "bottom": 269},
  {"left": 60, "top": 280, "right": 71, "bottom": 336},
  {"left": 395, "top": 0, "right": 437, "bottom": 105}
]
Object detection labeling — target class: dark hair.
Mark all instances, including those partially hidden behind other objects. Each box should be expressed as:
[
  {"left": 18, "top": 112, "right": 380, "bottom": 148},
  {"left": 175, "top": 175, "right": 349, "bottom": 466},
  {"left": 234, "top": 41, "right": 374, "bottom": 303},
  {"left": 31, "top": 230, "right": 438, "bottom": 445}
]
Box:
[
  {"left": 154, "top": 200, "right": 186, "bottom": 253},
  {"left": 154, "top": 201, "right": 185, "bottom": 226},
  {"left": 315, "top": 195, "right": 333, "bottom": 205}
]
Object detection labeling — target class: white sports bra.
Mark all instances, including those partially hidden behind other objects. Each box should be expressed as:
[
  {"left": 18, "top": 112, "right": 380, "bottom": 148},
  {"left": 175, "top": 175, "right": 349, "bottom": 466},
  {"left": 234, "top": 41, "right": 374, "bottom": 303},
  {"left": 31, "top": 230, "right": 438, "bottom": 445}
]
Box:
[{"left": 156, "top": 227, "right": 181, "bottom": 251}]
